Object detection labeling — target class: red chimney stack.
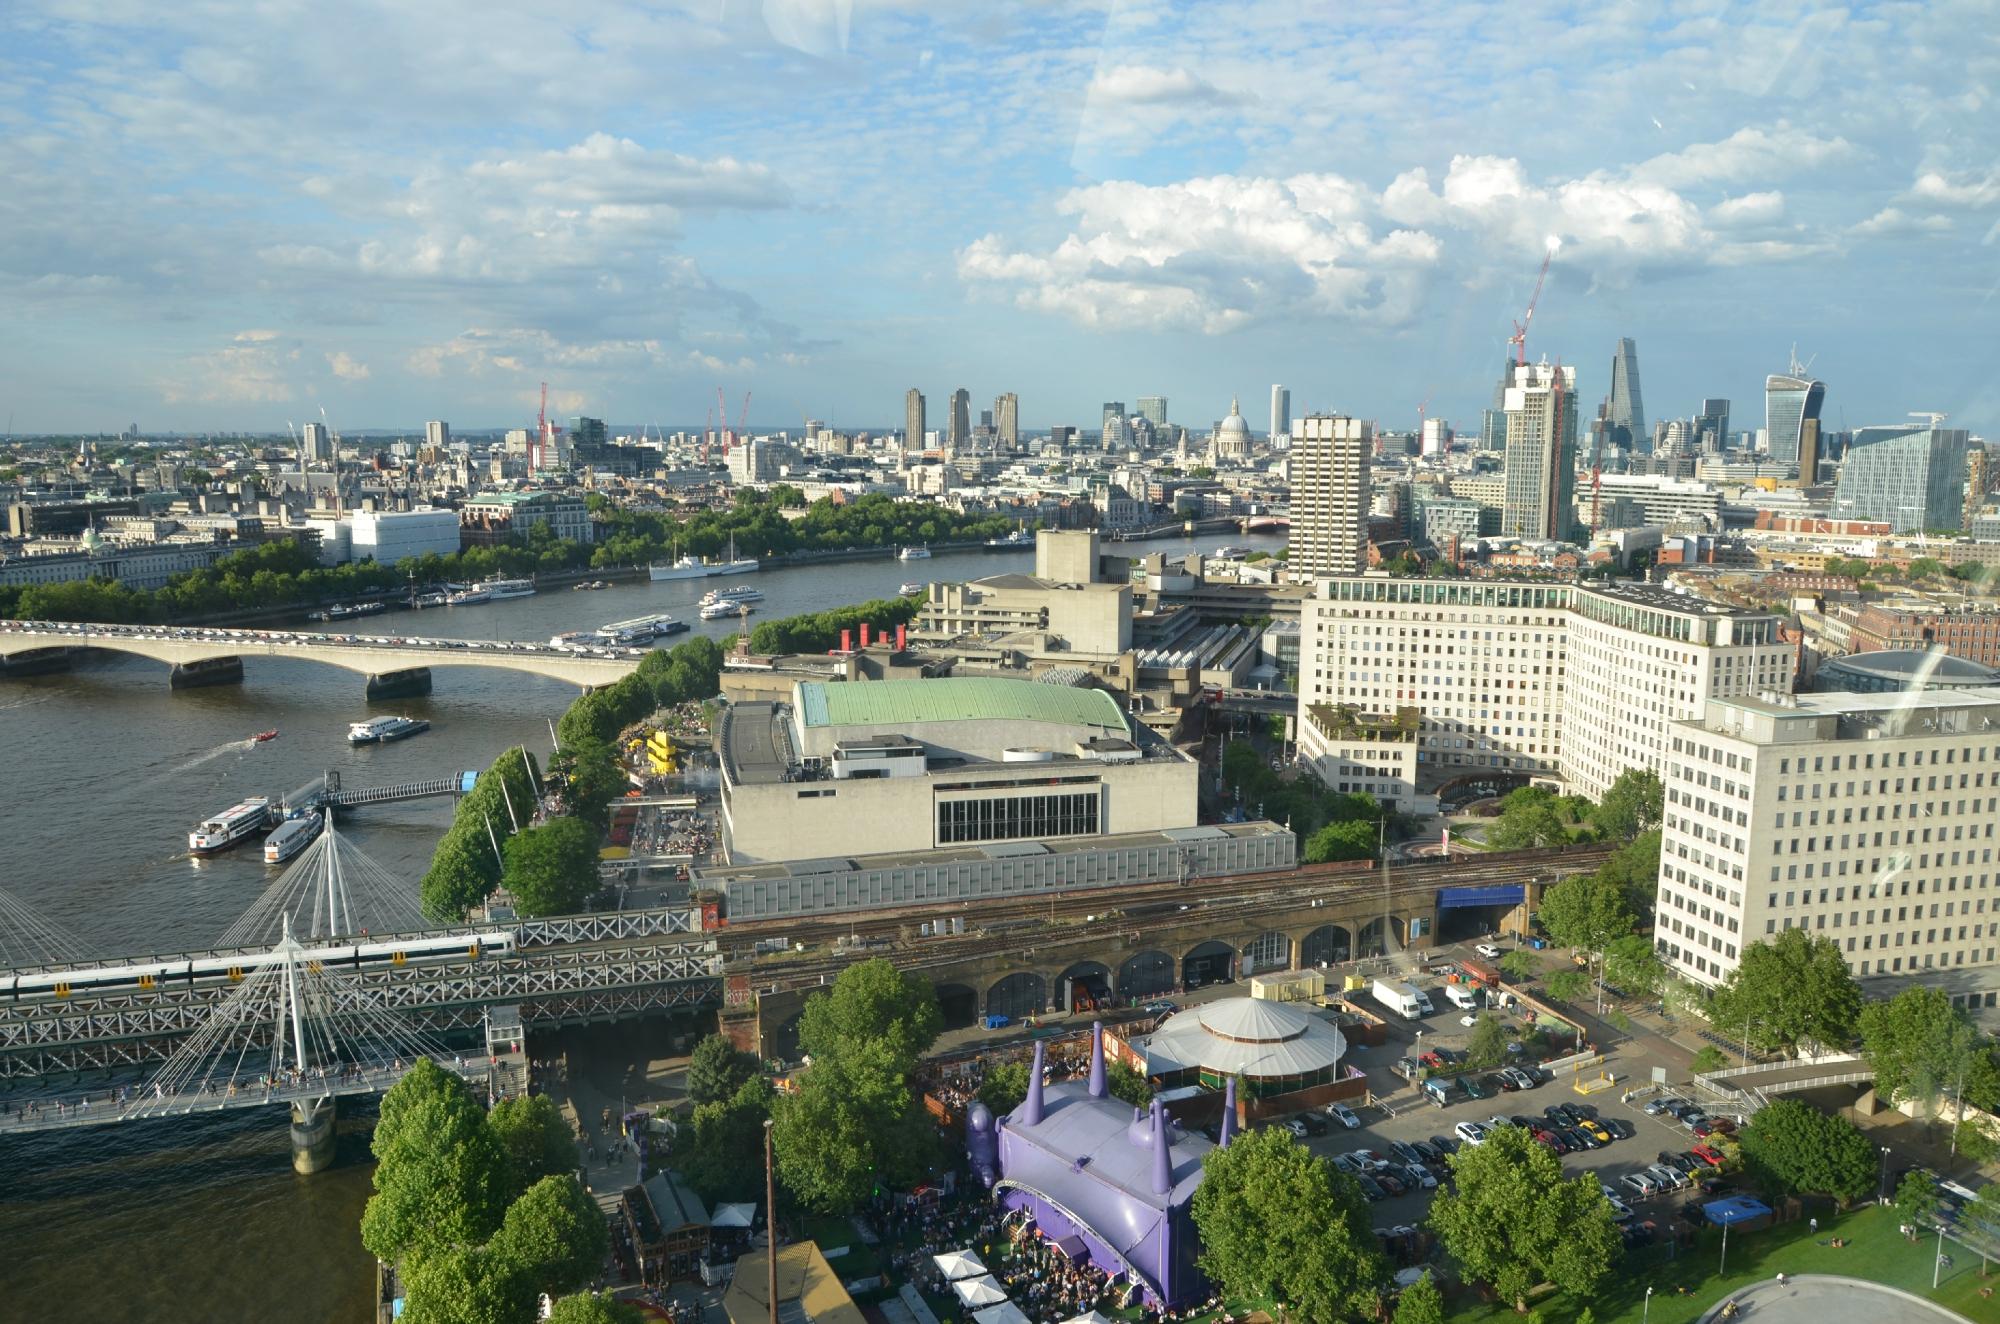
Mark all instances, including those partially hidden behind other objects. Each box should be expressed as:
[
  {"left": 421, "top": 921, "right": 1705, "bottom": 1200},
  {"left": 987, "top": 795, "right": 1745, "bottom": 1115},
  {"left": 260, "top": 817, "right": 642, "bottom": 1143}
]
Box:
[
  {"left": 860, "top": 622, "right": 872, "bottom": 648},
  {"left": 896, "top": 623, "right": 907, "bottom": 652},
  {"left": 840, "top": 628, "right": 852, "bottom": 652}
]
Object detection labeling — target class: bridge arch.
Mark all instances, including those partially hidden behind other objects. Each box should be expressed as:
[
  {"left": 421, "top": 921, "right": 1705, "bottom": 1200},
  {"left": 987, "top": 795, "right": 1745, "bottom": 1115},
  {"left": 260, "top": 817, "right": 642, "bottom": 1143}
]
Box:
[
  {"left": 1182, "top": 939, "right": 1235, "bottom": 990},
  {"left": 1241, "top": 931, "right": 1291, "bottom": 976},
  {"left": 1299, "top": 923, "right": 1352, "bottom": 969},
  {"left": 1115, "top": 950, "right": 1175, "bottom": 999},
  {"left": 1055, "top": 961, "right": 1112, "bottom": 1014},
  {"left": 986, "top": 972, "right": 1046, "bottom": 1022},
  {"left": 1355, "top": 917, "right": 1386, "bottom": 958},
  {"left": 934, "top": 982, "right": 980, "bottom": 1031}
]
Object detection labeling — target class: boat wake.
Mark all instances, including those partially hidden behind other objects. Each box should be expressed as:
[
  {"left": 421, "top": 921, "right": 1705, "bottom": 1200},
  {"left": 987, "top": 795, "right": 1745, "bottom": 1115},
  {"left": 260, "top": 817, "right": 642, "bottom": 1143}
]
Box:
[{"left": 170, "top": 739, "right": 254, "bottom": 774}]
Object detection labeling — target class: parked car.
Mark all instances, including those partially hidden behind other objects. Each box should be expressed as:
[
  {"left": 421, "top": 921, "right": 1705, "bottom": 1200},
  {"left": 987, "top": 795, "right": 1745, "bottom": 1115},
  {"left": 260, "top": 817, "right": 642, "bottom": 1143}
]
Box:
[
  {"left": 1389, "top": 1141, "right": 1425, "bottom": 1165},
  {"left": 1691, "top": 1143, "right": 1726, "bottom": 1166},
  {"left": 1455, "top": 1121, "right": 1489, "bottom": 1146},
  {"left": 1575, "top": 1116, "right": 1612, "bottom": 1144},
  {"left": 1326, "top": 1102, "right": 1362, "bottom": 1129},
  {"left": 1503, "top": 1066, "right": 1539, "bottom": 1090},
  {"left": 1399, "top": 1162, "right": 1438, "bottom": 1190},
  {"left": 1460, "top": 1075, "right": 1490, "bottom": 1100},
  {"left": 1297, "top": 1112, "right": 1329, "bottom": 1136},
  {"left": 1603, "top": 1117, "right": 1635, "bottom": 1141},
  {"left": 1476, "top": 942, "right": 1504, "bottom": 959},
  {"left": 1645, "top": 1163, "right": 1687, "bottom": 1191},
  {"left": 1283, "top": 1118, "right": 1309, "bottom": 1139},
  {"left": 1644, "top": 1095, "right": 1683, "bottom": 1116},
  {"left": 1427, "top": 1134, "right": 1460, "bottom": 1156},
  {"left": 1622, "top": 1172, "right": 1661, "bottom": 1197},
  {"left": 1419, "top": 1050, "right": 1445, "bottom": 1069},
  {"left": 1486, "top": 1072, "right": 1519, "bottom": 1093},
  {"left": 1693, "top": 1117, "right": 1736, "bottom": 1138},
  {"left": 1356, "top": 1174, "right": 1386, "bottom": 1201}
]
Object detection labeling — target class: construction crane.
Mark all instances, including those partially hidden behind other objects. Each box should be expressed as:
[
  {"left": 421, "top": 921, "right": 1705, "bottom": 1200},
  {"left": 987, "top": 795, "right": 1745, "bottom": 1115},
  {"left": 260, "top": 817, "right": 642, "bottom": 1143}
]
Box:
[
  {"left": 1508, "top": 246, "right": 1555, "bottom": 366},
  {"left": 716, "top": 386, "right": 731, "bottom": 456},
  {"left": 737, "top": 391, "right": 752, "bottom": 444}
]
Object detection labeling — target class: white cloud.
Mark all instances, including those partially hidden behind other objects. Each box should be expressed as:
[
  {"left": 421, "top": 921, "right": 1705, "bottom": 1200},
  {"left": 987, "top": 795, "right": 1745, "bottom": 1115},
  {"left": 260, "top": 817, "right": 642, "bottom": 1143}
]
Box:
[
  {"left": 1709, "top": 191, "right": 1786, "bottom": 227},
  {"left": 1629, "top": 125, "right": 1853, "bottom": 190},
  {"left": 1087, "top": 64, "right": 1235, "bottom": 106},
  {"left": 1852, "top": 207, "right": 1953, "bottom": 237},
  {"left": 325, "top": 350, "right": 371, "bottom": 381},
  {"left": 1910, "top": 169, "right": 2000, "bottom": 208},
  {"left": 161, "top": 330, "right": 303, "bottom": 403}
]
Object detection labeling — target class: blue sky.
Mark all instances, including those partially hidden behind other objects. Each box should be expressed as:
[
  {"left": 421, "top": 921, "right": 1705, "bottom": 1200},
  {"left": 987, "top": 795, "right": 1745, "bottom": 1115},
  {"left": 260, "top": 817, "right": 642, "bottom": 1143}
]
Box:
[{"left": 2, "top": 1, "right": 1997, "bottom": 438}]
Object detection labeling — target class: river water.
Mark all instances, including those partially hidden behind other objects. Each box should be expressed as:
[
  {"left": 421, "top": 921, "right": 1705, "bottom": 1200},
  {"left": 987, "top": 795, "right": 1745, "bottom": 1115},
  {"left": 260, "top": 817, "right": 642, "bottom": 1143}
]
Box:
[{"left": 0, "top": 532, "right": 1277, "bottom": 1321}]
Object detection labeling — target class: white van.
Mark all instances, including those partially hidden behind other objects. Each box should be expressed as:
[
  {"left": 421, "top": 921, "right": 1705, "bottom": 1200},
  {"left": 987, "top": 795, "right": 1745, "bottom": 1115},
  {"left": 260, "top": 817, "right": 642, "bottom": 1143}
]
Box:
[{"left": 1446, "top": 984, "right": 1479, "bottom": 1011}]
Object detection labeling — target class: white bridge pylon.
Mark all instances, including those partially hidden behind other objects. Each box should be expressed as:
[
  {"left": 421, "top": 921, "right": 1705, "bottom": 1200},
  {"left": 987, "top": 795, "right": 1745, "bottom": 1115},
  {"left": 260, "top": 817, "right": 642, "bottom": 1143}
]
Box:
[
  {"left": 121, "top": 914, "right": 458, "bottom": 1121},
  {"left": 217, "top": 811, "right": 429, "bottom": 948}
]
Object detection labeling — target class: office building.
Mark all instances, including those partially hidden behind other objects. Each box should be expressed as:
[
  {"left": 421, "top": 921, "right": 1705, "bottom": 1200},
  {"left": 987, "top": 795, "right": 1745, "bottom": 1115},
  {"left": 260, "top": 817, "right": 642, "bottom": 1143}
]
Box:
[
  {"left": 1764, "top": 364, "right": 1826, "bottom": 467},
  {"left": 1967, "top": 449, "right": 1990, "bottom": 528},
  {"left": 1137, "top": 396, "right": 1168, "bottom": 427},
  {"left": 1583, "top": 475, "right": 1724, "bottom": 532},
  {"left": 424, "top": 420, "right": 450, "bottom": 451},
  {"left": 349, "top": 508, "right": 462, "bottom": 564},
  {"left": 1607, "top": 339, "right": 1646, "bottom": 449},
  {"left": 1269, "top": 386, "right": 1291, "bottom": 443},
  {"left": 948, "top": 389, "right": 971, "bottom": 453},
  {"left": 1501, "top": 361, "right": 1578, "bottom": 541},
  {"left": 905, "top": 389, "right": 926, "bottom": 452},
  {"left": 300, "top": 422, "right": 332, "bottom": 463},
  {"left": 1297, "top": 577, "right": 1791, "bottom": 805},
  {"left": 1420, "top": 417, "right": 1450, "bottom": 457},
  {"left": 1288, "top": 415, "right": 1372, "bottom": 579},
  {"left": 1656, "top": 690, "right": 2000, "bottom": 988},
  {"left": 1832, "top": 423, "right": 1973, "bottom": 532},
  {"left": 460, "top": 490, "right": 593, "bottom": 545},
  {"left": 716, "top": 677, "right": 1196, "bottom": 863},
  {"left": 569, "top": 416, "right": 608, "bottom": 451},
  {"left": 1696, "top": 399, "right": 1731, "bottom": 454},
  {"left": 994, "top": 393, "right": 1020, "bottom": 450},
  {"left": 1798, "top": 418, "right": 1824, "bottom": 486},
  {"left": 1101, "top": 402, "right": 1126, "bottom": 442}
]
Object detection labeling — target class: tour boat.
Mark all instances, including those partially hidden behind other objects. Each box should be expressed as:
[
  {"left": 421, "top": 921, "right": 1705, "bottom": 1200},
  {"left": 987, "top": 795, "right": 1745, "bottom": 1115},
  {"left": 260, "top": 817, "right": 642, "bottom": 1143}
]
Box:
[
  {"left": 899, "top": 582, "right": 924, "bottom": 595},
  {"left": 189, "top": 797, "right": 273, "bottom": 854},
  {"left": 699, "top": 585, "right": 764, "bottom": 607},
  {"left": 700, "top": 600, "right": 755, "bottom": 620},
  {"left": 348, "top": 715, "right": 431, "bottom": 745},
  {"left": 479, "top": 578, "right": 537, "bottom": 600},
  {"left": 263, "top": 813, "right": 324, "bottom": 865},
  {"left": 601, "top": 614, "right": 688, "bottom": 644},
  {"left": 897, "top": 545, "right": 932, "bottom": 560},
  {"left": 445, "top": 585, "right": 491, "bottom": 605},
  {"left": 985, "top": 527, "right": 1032, "bottom": 548}
]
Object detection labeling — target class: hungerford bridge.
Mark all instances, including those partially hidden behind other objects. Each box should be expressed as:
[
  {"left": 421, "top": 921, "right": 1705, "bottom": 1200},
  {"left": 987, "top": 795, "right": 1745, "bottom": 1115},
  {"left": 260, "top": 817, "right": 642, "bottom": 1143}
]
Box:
[
  {"left": 0, "top": 619, "right": 643, "bottom": 693},
  {"left": 0, "top": 817, "right": 721, "bottom": 1170}
]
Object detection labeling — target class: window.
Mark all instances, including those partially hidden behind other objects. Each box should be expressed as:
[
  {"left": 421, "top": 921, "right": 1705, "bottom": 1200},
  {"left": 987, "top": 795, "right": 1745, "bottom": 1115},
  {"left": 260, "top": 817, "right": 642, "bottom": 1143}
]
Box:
[{"left": 937, "top": 791, "right": 1100, "bottom": 845}]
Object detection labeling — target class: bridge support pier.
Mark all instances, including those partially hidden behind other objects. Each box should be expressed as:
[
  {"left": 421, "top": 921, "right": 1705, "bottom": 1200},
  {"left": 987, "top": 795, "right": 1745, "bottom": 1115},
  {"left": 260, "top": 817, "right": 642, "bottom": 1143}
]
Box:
[
  {"left": 289, "top": 1097, "right": 337, "bottom": 1175},
  {"left": 0, "top": 646, "right": 75, "bottom": 677},
  {"left": 366, "top": 667, "right": 433, "bottom": 700},
  {"left": 169, "top": 656, "right": 244, "bottom": 689}
]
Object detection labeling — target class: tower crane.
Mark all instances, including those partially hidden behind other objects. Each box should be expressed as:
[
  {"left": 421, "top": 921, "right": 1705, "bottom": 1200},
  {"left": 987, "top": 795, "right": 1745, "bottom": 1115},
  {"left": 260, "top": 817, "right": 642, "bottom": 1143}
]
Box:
[
  {"left": 716, "top": 386, "right": 731, "bottom": 456},
  {"left": 1508, "top": 246, "right": 1555, "bottom": 367},
  {"left": 737, "top": 391, "right": 752, "bottom": 443}
]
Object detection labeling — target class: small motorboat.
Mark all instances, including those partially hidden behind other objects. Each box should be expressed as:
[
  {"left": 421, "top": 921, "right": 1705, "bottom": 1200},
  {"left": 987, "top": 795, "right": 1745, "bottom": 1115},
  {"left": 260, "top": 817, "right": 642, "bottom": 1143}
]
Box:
[{"left": 252, "top": 729, "right": 279, "bottom": 743}]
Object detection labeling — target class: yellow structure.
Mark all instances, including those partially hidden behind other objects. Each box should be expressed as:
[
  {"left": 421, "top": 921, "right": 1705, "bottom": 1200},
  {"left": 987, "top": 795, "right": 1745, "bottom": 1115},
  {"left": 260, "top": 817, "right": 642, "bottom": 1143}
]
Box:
[
  {"left": 721, "top": 1242, "right": 866, "bottom": 1324},
  {"left": 1249, "top": 970, "right": 1325, "bottom": 1003}
]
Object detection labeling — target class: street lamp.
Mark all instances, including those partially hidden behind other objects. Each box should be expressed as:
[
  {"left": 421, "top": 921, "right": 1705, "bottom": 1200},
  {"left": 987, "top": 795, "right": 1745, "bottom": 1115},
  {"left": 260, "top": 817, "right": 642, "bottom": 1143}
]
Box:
[
  {"left": 1642, "top": 1285, "right": 1654, "bottom": 1324},
  {"left": 1879, "top": 1145, "right": 1894, "bottom": 1205}
]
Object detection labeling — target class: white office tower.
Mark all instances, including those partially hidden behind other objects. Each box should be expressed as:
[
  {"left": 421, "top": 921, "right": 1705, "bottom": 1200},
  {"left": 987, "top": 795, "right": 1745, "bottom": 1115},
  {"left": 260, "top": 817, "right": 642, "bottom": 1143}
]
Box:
[
  {"left": 424, "top": 420, "right": 450, "bottom": 450},
  {"left": 1269, "top": 385, "right": 1291, "bottom": 443},
  {"left": 1501, "top": 361, "right": 1578, "bottom": 541},
  {"left": 1289, "top": 414, "right": 1372, "bottom": 579},
  {"left": 1421, "top": 417, "right": 1449, "bottom": 457},
  {"left": 1656, "top": 690, "right": 2000, "bottom": 990},
  {"left": 300, "top": 422, "right": 332, "bottom": 463}
]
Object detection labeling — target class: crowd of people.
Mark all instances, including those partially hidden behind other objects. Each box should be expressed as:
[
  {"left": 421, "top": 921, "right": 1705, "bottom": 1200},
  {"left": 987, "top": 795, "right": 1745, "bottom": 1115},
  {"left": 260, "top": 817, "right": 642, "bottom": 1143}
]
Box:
[
  {"left": 631, "top": 806, "right": 716, "bottom": 861},
  {"left": 918, "top": 1033, "right": 1097, "bottom": 1119}
]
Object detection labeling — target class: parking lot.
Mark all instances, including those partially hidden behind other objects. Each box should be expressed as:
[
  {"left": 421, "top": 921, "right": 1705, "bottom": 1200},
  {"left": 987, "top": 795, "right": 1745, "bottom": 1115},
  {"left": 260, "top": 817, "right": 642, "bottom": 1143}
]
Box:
[{"left": 1276, "top": 955, "right": 1745, "bottom": 1258}]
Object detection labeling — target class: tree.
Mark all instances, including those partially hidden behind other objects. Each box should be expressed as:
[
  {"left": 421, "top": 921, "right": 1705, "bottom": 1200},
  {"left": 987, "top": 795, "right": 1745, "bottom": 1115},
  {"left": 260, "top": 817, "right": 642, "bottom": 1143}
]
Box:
[
  {"left": 1489, "top": 787, "right": 1574, "bottom": 851},
  {"left": 1596, "top": 830, "right": 1662, "bottom": 917},
  {"left": 795, "top": 959, "right": 942, "bottom": 1070},
  {"left": 489, "top": 1174, "right": 609, "bottom": 1302},
  {"left": 1710, "top": 929, "right": 1861, "bottom": 1058},
  {"left": 1858, "top": 986, "right": 2000, "bottom": 1120},
  {"left": 1537, "top": 872, "right": 1636, "bottom": 957},
  {"left": 977, "top": 1061, "right": 1031, "bottom": 1115},
  {"left": 1304, "top": 818, "right": 1378, "bottom": 863},
  {"left": 1465, "top": 1015, "right": 1511, "bottom": 1070},
  {"left": 1953, "top": 1119, "right": 2000, "bottom": 1169},
  {"left": 400, "top": 1246, "right": 533, "bottom": 1324},
  {"left": 1738, "top": 1099, "right": 1876, "bottom": 1206},
  {"left": 1601, "top": 934, "right": 1665, "bottom": 1001},
  {"left": 1428, "top": 1123, "right": 1619, "bottom": 1311},
  {"left": 773, "top": 1037, "right": 939, "bottom": 1212},
  {"left": 1689, "top": 1046, "right": 1730, "bottom": 1075},
  {"left": 1190, "top": 1126, "right": 1385, "bottom": 1324},
  {"left": 674, "top": 1077, "right": 774, "bottom": 1205},
  {"left": 1968, "top": 1185, "right": 2000, "bottom": 1272},
  {"left": 1391, "top": 1271, "right": 1445, "bottom": 1324},
  {"left": 1106, "top": 1059, "right": 1153, "bottom": 1108},
  {"left": 490, "top": 1094, "right": 579, "bottom": 1196},
  {"left": 1590, "top": 768, "right": 1663, "bottom": 841},
  {"left": 688, "top": 1033, "right": 763, "bottom": 1107},
  {"left": 548, "top": 1293, "right": 648, "bottom": 1324},
  {"left": 364, "top": 1062, "right": 514, "bottom": 1262},
  {"left": 1545, "top": 969, "right": 1590, "bottom": 1004},
  {"left": 1895, "top": 1169, "right": 1941, "bottom": 1230},
  {"left": 1499, "top": 950, "right": 1540, "bottom": 984},
  {"left": 502, "top": 816, "right": 601, "bottom": 918}
]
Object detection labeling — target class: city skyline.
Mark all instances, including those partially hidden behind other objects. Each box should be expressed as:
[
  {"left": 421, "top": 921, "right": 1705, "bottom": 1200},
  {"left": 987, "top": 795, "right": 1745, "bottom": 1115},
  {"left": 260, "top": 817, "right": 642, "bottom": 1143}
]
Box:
[{"left": 4, "top": 4, "right": 1997, "bottom": 436}]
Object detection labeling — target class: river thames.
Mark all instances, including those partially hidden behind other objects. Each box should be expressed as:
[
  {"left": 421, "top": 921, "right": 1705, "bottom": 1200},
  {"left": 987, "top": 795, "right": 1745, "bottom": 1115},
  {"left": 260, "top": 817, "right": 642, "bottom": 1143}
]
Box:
[{"left": 0, "top": 533, "right": 1278, "bottom": 1321}]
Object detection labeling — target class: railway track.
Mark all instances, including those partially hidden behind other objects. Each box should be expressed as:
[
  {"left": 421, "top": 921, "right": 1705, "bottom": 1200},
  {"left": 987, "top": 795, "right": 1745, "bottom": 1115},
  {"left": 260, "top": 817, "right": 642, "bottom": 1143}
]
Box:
[{"left": 732, "top": 841, "right": 1614, "bottom": 988}]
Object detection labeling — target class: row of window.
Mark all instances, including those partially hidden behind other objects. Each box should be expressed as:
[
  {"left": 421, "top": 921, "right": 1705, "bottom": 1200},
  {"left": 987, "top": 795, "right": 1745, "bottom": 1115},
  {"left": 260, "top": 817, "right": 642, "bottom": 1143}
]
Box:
[
  {"left": 935, "top": 791, "right": 1101, "bottom": 845},
  {"left": 1778, "top": 744, "right": 2000, "bottom": 774}
]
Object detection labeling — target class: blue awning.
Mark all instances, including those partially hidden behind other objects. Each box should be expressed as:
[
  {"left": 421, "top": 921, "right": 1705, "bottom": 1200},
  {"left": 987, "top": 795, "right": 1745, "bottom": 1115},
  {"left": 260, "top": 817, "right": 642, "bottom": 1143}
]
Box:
[
  {"left": 1438, "top": 884, "right": 1526, "bottom": 910},
  {"left": 1702, "top": 1197, "right": 1772, "bottom": 1226}
]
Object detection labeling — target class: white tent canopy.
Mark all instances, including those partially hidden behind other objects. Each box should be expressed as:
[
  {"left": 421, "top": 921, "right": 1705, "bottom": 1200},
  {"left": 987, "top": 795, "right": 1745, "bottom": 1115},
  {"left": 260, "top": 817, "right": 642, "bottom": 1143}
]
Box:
[
  {"left": 1061, "top": 1312, "right": 1119, "bottom": 1324},
  {"left": 932, "top": 1249, "right": 988, "bottom": 1282},
  {"left": 712, "top": 1203, "right": 757, "bottom": 1230},
  {"left": 975, "top": 1303, "right": 1034, "bottom": 1324},
  {"left": 952, "top": 1276, "right": 1010, "bottom": 1308}
]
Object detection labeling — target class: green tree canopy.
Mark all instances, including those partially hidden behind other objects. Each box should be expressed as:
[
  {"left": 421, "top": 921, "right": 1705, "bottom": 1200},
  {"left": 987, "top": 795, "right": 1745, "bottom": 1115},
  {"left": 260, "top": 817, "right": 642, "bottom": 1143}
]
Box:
[
  {"left": 1106, "top": 1059, "right": 1153, "bottom": 1108},
  {"left": 489, "top": 1174, "right": 609, "bottom": 1302},
  {"left": 1303, "top": 818, "right": 1379, "bottom": 863},
  {"left": 399, "top": 1246, "right": 532, "bottom": 1324},
  {"left": 1390, "top": 1270, "right": 1444, "bottom": 1324},
  {"left": 502, "top": 815, "right": 601, "bottom": 918},
  {"left": 1427, "top": 1123, "right": 1619, "bottom": 1310},
  {"left": 1738, "top": 1098, "right": 1876, "bottom": 1205},
  {"left": 772, "top": 1038, "right": 938, "bottom": 1212},
  {"left": 795, "top": 959, "right": 942, "bottom": 1070},
  {"left": 977, "top": 1061, "right": 1031, "bottom": 1115},
  {"left": 547, "top": 1292, "right": 648, "bottom": 1324},
  {"left": 1489, "top": 787, "right": 1574, "bottom": 851},
  {"left": 1464, "top": 1014, "right": 1512, "bottom": 1070},
  {"left": 1590, "top": 768, "right": 1663, "bottom": 841},
  {"left": 1189, "top": 1126, "right": 1385, "bottom": 1324},
  {"left": 363, "top": 1062, "right": 514, "bottom": 1262},
  {"left": 489, "top": 1094, "right": 579, "bottom": 1197},
  {"left": 1710, "top": 929, "right": 1862, "bottom": 1058},
  {"left": 1601, "top": 933, "right": 1666, "bottom": 1001},
  {"left": 1858, "top": 986, "right": 2000, "bottom": 1117},
  {"left": 688, "top": 1033, "right": 764, "bottom": 1107},
  {"left": 675, "top": 1076, "right": 775, "bottom": 1205},
  {"left": 1537, "top": 871, "right": 1638, "bottom": 955},
  {"left": 1894, "top": 1169, "right": 1941, "bottom": 1229},
  {"left": 1688, "top": 1045, "right": 1730, "bottom": 1075}
]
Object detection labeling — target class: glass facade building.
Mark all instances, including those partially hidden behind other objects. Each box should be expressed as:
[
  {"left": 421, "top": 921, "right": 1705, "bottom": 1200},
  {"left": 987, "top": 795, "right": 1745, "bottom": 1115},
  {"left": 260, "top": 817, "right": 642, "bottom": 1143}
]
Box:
[
  {"left": 1764, "top": 373, "right": 1826, "bottom": 466},
  {"left": 1607, "top": 337, "right": 1646, "bottom": 449},
  {"left": 1831, "top": 425, "right": 1973, "bottom": 531}
]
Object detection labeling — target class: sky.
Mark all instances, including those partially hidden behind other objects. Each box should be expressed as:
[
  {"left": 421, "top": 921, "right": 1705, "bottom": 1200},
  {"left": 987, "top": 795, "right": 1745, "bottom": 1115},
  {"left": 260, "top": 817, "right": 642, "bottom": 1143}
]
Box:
[{"left": 2, "top": 1, "right": 1997, "bottom": 439}]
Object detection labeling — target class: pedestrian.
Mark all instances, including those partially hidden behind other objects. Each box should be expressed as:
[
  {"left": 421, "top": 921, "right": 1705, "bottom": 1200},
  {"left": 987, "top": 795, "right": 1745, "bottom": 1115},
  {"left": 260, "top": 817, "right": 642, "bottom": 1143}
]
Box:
[{"left": 1810, "top": 1217, "right": 1818, "bottom": 1234}]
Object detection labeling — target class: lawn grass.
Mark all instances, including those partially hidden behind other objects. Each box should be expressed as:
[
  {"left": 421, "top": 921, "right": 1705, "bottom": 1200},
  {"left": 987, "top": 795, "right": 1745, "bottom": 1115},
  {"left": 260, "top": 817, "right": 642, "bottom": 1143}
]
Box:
[{"left": 1444, "top": 1205, "right": 2000, "bottom": 1323}]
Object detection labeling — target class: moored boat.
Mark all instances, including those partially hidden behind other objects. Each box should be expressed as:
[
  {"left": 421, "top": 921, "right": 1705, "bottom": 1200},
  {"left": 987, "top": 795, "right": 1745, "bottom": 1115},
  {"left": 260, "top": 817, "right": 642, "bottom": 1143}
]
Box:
[
  {"left": 348, "top": 715, "right": 431, "bottom": 745},
  {"left": 264, "top": 813, "right": 324, "bottom": 865},
  {"left": 189, "top": 797, "right": 273, "bottom": 854}
]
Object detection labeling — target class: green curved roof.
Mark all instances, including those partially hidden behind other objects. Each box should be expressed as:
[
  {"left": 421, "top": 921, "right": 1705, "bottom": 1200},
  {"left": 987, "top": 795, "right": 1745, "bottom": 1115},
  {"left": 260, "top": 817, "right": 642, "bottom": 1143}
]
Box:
[{"left": 797, "top": 677, "right": 1127, "bottom": 734}]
